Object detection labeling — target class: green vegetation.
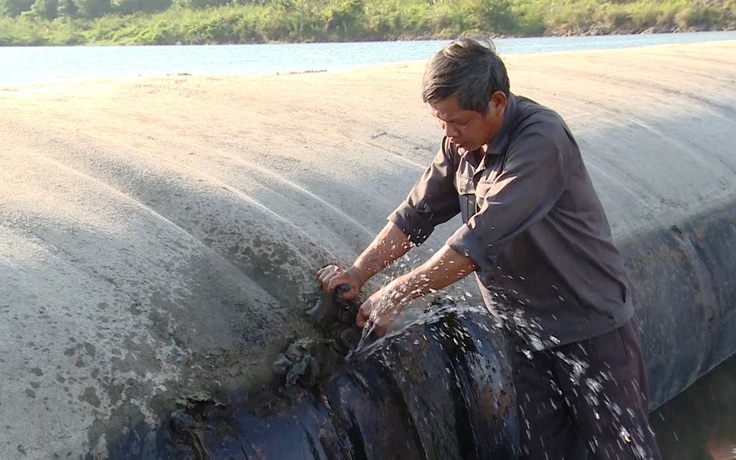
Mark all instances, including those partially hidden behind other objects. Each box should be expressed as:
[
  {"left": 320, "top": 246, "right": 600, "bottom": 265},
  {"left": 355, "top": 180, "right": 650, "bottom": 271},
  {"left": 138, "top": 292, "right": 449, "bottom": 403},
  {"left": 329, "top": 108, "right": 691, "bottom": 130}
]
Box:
[{"left": 0, "top": 0, "right": 734, "bottom": 45}]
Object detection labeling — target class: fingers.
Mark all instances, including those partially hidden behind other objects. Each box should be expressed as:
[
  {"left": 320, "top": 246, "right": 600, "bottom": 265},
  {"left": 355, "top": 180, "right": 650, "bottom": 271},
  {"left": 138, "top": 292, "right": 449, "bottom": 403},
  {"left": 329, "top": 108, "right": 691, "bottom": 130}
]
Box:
[
  {"left": 355, "top": 298, "right": 389, "bottom": 337},
  {"left": 339, "top": 285, "right": 359, "bottom": 301},
  {"left": 317, "top": 265, "right": 345, "bottom": 290},
  {"left": 316, "top": 264, "right": 338, "bottom": 283},
  {"left": 317, "top": 265, "right": 359, "bottom": 299},
  {"left": 355, "top": 305, "right": 370, "bottom": 328},
  {"left": 356, "top": 313, "right": 387, "bottom": 337}
]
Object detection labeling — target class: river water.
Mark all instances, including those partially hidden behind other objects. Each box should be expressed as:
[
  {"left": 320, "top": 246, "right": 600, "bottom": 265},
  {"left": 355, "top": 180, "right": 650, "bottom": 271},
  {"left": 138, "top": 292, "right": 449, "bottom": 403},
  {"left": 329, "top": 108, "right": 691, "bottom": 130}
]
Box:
[
  {"left": 651, "top": 356, "right": 736, "bottom": 459},
  {"left": 1, "top": 31, "right": 736, "bottom": 86},
  {"left": 3, "top": 30, "right": 736, "bottom": 458}
]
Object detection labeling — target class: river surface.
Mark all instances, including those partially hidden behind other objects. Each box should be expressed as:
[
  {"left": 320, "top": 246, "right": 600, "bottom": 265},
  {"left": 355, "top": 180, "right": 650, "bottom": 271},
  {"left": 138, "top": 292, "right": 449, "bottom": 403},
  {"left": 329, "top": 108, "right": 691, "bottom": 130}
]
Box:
[
  {"left": 3, "top": 31, "right": 736, "bottom": 458},
  {"left": 1, "top": 31, "right": 736, "bottom": 86},
  {"left": 651, "top": 355, "right": 736, "bottom": 459}
]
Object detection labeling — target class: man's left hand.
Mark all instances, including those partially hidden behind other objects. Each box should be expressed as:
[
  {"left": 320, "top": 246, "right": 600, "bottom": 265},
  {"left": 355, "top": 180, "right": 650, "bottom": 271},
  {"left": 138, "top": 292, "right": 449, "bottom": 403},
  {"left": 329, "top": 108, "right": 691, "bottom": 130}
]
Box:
[
  {"left": 355, "top": 287, "right": 404, "bottom": 337},
  {"left": 353, "top": 244, "right": 476, "bottom": 337}
]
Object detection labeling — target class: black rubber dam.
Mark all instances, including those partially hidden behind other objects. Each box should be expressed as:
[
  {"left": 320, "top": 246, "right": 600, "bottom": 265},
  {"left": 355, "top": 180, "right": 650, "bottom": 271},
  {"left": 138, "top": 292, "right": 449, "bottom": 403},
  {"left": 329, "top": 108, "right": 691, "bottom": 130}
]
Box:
[
  {"left": 164, "top": 297, "right": 519, "bottom": 459},
  {"left": 126, "top": 198, "right": 736, "bottom": 460}
]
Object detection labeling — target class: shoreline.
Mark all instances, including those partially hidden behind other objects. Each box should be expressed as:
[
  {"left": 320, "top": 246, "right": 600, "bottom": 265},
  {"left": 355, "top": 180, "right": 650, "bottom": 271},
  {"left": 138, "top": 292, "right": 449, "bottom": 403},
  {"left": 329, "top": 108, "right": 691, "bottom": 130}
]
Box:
[
  {"left": 2, "top": 26, "right": 736, "bottom": 47},
  {"left": 2, "top": 32, "right": 736, "bottom": 89}
]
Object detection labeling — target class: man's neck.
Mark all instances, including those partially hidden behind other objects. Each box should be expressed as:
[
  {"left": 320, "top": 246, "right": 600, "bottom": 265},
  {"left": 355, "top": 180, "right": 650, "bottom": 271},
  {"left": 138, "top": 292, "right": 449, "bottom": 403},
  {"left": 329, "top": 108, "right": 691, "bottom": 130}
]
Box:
[{"left": 467, "top": 147, "right": 486, "bottom": 169}]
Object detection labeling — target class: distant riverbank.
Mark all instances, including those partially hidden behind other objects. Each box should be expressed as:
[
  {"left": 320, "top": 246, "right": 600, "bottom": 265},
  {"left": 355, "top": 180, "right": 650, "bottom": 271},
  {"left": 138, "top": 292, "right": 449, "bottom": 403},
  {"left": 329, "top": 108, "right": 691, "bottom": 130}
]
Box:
[{"left": 0, "top": 0, "right": 734, "bottom": 46}]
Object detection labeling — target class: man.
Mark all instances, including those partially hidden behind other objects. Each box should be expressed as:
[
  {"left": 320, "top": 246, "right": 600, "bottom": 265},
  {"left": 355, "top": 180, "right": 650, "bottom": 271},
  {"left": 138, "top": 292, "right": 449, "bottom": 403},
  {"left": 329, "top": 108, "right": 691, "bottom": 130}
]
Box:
[{"left": 318, "top": 37, "right": 661, "bottom": 459}]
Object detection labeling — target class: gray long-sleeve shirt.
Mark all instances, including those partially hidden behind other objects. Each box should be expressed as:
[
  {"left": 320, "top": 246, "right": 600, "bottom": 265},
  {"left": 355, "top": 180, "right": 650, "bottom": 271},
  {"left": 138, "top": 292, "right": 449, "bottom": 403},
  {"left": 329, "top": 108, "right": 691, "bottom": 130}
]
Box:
[{"left": 388, "top": 94, "right": 634, "bottom": 349}]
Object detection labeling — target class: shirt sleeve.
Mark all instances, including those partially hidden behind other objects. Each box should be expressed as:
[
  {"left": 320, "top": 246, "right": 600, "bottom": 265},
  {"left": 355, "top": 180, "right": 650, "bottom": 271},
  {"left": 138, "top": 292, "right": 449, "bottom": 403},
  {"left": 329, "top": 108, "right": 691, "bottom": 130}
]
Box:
[
  {"left": 388, "top": 137, "right": 461, "bottom": 246},
  {"left": 446, "top": 125, "right": 568, "bottom": 272}
]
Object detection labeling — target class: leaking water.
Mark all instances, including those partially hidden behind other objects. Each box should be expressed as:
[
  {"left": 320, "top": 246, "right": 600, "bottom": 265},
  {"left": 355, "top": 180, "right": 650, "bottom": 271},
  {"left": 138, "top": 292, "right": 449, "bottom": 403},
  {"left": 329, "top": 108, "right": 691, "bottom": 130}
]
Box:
[
  {"left": 164, "top": 301, "right": 519, "bottom": 459},
  {"left": 353, "top": 300, "right": 493, "bottom": 360}
]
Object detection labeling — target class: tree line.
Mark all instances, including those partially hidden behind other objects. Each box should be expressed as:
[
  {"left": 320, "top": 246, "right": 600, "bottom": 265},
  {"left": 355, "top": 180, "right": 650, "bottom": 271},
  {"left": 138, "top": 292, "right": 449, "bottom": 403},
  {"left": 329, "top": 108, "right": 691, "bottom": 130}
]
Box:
[{"left": 0, "top": 0, "right": 734, "bottom": 45}]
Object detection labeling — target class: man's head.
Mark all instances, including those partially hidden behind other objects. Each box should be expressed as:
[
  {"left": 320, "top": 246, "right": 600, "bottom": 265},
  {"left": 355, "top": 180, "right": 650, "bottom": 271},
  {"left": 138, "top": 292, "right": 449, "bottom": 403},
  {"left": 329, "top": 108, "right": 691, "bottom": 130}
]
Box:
[{"left": 422, "top": 37, "right": 510, "bottom": 154}]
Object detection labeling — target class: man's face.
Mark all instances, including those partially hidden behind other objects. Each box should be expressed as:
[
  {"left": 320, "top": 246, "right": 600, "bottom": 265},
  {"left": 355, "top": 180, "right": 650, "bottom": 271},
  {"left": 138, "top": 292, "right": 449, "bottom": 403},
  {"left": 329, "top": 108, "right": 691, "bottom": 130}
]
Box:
[{"left": 429, "top": 92, "right": 507, "bottom": 155}]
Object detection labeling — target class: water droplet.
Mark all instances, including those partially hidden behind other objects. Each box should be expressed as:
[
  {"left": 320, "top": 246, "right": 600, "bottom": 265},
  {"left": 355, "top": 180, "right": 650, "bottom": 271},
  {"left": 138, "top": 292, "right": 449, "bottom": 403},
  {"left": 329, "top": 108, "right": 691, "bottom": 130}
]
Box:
[{"left": 620, "top": 427, "right": 632, "bottom": 443}]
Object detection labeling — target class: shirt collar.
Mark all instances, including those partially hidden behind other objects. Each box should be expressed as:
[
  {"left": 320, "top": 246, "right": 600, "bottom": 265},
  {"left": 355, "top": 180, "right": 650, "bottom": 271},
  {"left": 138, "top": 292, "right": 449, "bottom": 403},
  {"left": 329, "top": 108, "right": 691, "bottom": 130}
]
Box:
[{"left": 486, "top": 92, "right": 517, "bottom": 156}]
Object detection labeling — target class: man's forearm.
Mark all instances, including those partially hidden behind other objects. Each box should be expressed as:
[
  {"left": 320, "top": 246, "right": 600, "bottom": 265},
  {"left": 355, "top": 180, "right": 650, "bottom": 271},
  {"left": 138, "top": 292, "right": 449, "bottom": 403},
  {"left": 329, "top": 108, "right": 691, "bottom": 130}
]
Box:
[
  {"left": 349, "top": 221, "right": 413, "bottom": 286},
  {"left": 382, "top": 244, "right": 476, "bottom": 307}
]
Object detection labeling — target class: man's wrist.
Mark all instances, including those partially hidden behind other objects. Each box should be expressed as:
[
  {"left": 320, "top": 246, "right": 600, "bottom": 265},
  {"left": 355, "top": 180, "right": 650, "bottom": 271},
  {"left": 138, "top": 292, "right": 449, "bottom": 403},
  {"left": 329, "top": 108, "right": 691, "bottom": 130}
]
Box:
[
  {"left": 385, "top": 276, "right": 415, "bottom": 309},
  {"left": 347, "top": 265, "right": 369, "bottom": 288}
]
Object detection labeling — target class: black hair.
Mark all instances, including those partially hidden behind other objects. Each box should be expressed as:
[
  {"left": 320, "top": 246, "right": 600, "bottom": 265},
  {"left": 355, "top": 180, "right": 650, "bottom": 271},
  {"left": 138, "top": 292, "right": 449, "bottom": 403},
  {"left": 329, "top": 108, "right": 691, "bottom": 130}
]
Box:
[{"left": 422, "top": 36, "right": 510, "bottom": 114}]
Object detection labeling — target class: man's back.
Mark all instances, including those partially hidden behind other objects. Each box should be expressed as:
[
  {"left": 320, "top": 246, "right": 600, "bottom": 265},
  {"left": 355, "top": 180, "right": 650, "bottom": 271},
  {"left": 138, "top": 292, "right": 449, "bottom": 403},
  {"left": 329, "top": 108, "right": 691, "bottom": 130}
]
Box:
[{"left": 468, "top": 94, "right": 635, "bottom": 348}]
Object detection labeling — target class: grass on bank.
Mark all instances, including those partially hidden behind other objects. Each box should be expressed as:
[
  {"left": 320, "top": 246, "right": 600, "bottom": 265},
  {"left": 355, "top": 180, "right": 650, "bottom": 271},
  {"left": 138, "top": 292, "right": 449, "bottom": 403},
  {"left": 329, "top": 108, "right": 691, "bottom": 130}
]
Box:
[{"left": 0, "top": 0, "right": 734, "bottom": 45}]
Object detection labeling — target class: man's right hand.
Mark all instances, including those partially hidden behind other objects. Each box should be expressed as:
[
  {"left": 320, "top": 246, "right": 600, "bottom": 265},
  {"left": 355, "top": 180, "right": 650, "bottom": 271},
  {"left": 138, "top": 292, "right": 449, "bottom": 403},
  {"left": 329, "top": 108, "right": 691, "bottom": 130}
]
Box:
[{"left": 317, "top": 265, "right": 362, "bottom": 301}]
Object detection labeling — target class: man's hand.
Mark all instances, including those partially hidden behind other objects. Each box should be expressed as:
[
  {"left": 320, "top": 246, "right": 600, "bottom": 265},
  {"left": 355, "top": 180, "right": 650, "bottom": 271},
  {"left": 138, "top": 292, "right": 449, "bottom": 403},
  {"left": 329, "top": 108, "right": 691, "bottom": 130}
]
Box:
[
  {"left": 317, "top": 265, "right": 363, "bottom": 301},
  {"left": 317, "top": 222, "right": 412, "bottom": 308},
  {"left": 355, "top": 287, "right": 405, "bottom": 337},
  {"left": 355, "top": 244, "right": 477, "bottom": 337}
]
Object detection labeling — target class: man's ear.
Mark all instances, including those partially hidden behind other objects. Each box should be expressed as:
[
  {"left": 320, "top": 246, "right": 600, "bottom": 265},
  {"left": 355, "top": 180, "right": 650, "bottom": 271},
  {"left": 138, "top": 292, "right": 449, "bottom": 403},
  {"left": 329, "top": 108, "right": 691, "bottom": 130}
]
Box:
[{"left": 488, "top": 91, "right": 507, "bottom": 116}]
